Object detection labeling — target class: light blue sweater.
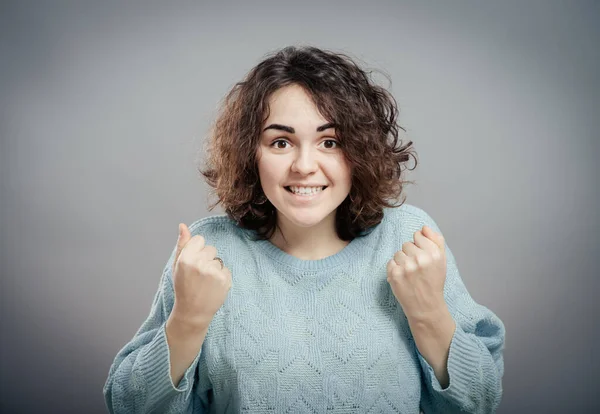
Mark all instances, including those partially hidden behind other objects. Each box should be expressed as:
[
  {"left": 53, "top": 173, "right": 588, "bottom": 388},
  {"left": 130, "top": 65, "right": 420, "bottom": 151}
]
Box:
[{"left": 103, "top": 203, "right": 505, "bottom": 413}]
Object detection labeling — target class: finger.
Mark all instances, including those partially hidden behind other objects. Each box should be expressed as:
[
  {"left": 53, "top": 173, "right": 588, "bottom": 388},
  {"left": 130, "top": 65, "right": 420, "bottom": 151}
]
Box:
[
  {"left": 220, "top": 266, "right": 233, "bottom": 286},
  {"left": 387, "top": 258, "right": 397, "bottom": 273},
  {"left": 401, "top": 241, "right": 421, "bottom": 258},
  {"left": 174, "top": 223, "right": 192, "bottom": 265},
  {"left": 393, "top": 249, "right": 408, "bottom": 265},
  {"left": 413, "top": 229, "right": 440, "bottom": 255},
  {"left": 203, "top": 258, "right": 224, "bottom": 273},
  {"left": 196, "top": 245, "right": 217, "bottom": 262},
  {"left": 185, "top": 234, "right": 207, "bottom": 252},
  {"left": 178, "top": 235, "right": 209, "bottom": 268},
  {"left": 387, "top": 257, "right": 407, "bottom": 283},
  {"left": 225, "top": 269, "right": 233, "bottom": 289},
  {"left": 218, "top": 266, "right": 233, "bottom": 290},
  {"left": 402, "top": 241, "right": 433, "bottom": 268},
  {"left": 422, "top": 225, "right": 445, "bottom": 252},
  {"left": 223, "top": 266, "right": 232, "bottom": 281}
]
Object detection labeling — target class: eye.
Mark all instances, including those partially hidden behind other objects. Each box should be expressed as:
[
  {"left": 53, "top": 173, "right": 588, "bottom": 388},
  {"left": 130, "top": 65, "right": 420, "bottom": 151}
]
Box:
[
  {"left": 321, "top": 139, "right": 340, "bottom": 149},
  {"left": 270, "top": 139, "right": 290, "bottom": 149}
]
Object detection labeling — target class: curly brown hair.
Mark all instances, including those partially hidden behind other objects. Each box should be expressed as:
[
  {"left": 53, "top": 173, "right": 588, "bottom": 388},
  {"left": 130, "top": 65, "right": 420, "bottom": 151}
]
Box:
[{"left": 199, "top": 45, "right": 418, "bottom": 241}]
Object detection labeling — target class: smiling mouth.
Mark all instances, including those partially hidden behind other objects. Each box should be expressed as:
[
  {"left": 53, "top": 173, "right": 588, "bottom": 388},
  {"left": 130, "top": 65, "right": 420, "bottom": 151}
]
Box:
[{"left": 284, "top": 186, "right": 328, "bottom": 194}]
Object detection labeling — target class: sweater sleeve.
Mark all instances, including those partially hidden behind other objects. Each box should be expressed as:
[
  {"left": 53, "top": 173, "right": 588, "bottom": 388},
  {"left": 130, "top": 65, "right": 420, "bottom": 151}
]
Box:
[
  {"left": 103, "top": 246, "right": 209, "bottom": 414},
  {"left": 415, "top": 211, "right": 505, "bottom": 414}
]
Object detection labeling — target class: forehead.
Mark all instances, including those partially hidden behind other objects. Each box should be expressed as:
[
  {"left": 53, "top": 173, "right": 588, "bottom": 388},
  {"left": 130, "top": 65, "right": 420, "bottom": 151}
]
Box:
[{"left": 264, "top": 84, "right": 328, "bottom": 123}]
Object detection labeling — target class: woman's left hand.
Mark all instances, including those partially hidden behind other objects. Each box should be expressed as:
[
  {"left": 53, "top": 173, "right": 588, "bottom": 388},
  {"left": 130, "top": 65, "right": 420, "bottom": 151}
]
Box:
[{"left": 386, "top": 225, "right": 448, "bottom": 322}]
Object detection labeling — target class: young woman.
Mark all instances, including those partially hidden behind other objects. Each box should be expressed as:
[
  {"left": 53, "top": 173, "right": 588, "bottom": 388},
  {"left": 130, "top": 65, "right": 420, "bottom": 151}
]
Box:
[{"left": 104, "top": 46, "right": 505, "bottom": 413}]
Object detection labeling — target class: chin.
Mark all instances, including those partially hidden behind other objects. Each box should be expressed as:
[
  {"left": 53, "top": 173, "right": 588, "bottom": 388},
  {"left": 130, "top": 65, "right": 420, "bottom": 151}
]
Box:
[
  {"left": 279, "top": 208, "right": 335, "bottom": 229},
  {"left": 290, "top": 217, "right": 326, "bottom": 228}
]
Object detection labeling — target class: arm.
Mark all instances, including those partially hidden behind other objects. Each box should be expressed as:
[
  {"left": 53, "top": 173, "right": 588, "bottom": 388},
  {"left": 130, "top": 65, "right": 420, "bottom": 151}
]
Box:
[
  {"left": 415, "top": 213, "right": 505, "bottom": 414},
  {"left": 166, "top": 316, "right": 209, "bottom": 388},
  {"left": 409, "top": 306, "right": 456, "bottom": 389},
  {"left": 103, "top": 248, "right": 210, "bottom": 414}
]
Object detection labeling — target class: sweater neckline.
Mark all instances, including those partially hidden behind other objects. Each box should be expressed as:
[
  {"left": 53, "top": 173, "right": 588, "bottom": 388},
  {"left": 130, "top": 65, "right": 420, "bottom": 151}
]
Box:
[{"left": 250, "top": 231, "right": 368, "bottom": 271}]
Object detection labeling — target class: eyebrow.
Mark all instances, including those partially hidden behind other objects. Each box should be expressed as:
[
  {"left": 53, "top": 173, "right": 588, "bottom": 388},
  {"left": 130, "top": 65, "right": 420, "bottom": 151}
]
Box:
[{"left": 262, "top": 122, "right": 336, "bottom": 134}]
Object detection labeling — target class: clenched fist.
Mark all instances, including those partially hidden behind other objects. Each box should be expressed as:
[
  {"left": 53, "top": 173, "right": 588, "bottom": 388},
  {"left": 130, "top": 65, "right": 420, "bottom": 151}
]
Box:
[
  {"left": 170, "top": 223, "right": 232, "bottom": 329},
  {"left": 386, "top": 225, "right": 448, "bottom": 323}
]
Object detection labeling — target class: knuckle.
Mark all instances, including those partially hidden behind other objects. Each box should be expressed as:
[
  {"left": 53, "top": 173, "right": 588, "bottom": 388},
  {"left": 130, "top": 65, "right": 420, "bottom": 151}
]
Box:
[
  {"left": 204, "top": 259, "right": 219, "bottom": 272},
  {"left": 200, "top": 246, "right": 217, "bottom": 261},
  {"left": 414, "top": 255, "right": 427, "bottom": 267},
  {"left": 179, "top": 255, "right": 195, "bottom": 269},
  {"left": 192, "top": 235, "right": 205, "bottom": 244}
]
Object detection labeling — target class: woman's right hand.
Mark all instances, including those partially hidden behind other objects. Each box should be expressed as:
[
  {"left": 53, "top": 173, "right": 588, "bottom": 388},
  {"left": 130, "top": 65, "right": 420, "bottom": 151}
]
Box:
[{"left": 169, "top": 223, "right": 232, "bottom": 329}]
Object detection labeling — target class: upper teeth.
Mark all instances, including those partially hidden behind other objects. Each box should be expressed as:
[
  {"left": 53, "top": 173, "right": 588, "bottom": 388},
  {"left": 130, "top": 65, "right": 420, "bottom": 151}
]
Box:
[{"left": 290, "top": 186, "right": 323, "bottom": 195}]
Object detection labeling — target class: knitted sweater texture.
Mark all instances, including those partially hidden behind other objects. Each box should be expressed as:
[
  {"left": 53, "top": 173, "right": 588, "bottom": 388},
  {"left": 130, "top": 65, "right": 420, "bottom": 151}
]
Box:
[{"left": 103, "top": 204, "right": 505, "bottom": 413}]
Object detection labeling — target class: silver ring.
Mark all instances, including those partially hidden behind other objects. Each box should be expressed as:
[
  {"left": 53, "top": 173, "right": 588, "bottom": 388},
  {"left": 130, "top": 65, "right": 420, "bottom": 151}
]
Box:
[{"left": 214, "top": 257, "right": 224, "bottom": 269}]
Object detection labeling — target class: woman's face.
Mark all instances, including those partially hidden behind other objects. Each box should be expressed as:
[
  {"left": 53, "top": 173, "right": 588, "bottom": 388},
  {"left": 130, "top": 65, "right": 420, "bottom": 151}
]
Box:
[{"left": 256, "top": 84, "right": 352, "bottom": 232}]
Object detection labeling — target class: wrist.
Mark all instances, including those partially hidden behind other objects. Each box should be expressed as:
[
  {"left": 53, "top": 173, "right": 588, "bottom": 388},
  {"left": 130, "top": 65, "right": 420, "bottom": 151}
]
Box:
[
  {"left": 168, "top": 308, "right": 212, "bottom": 334},
  {"left": 406, "top": 304, "right": 453, "bottom": 332}
]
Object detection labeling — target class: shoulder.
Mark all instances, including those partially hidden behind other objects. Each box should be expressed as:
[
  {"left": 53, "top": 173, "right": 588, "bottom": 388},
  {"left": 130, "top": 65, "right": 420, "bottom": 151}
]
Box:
[
  {"left": 189, "top": 214, "right": 253, "bottom": 254},
  {"left": 381, "top": 203, "right": 457, "bottom": 264},
  {"left": 382, "top": 202, "right": 439, "bottom": 227},
  {"left": 382, "top": 202, "right": 444, "bottom": 235},
  {"left": 187, "top": 213, "right": 247, "bottom": 245}
]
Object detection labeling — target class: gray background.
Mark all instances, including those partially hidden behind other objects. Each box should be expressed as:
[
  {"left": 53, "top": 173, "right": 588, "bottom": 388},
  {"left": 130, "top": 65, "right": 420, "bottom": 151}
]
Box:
[{"left": 1, "top": 0, "right": 598, "bottom": 412}]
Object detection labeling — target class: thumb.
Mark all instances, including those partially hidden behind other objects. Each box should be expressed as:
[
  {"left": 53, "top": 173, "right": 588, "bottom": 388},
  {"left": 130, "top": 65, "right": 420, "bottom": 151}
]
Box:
[{"left": 174, "top": 223, "right": 191, "bottom": 265}]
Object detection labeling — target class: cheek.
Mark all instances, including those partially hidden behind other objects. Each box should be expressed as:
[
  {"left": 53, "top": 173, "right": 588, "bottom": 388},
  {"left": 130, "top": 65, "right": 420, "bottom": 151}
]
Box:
[
  {"left": 332, "top": 158, "right": 352, "bottom": 184},
  {"left": 258, "top": 156, "right": 283, "bottom": 185}
]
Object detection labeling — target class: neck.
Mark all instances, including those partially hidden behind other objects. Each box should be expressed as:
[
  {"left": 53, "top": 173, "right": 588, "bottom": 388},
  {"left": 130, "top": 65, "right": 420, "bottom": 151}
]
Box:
[{"left": 270, "top": 213, "right": 350, "bottom": 260}]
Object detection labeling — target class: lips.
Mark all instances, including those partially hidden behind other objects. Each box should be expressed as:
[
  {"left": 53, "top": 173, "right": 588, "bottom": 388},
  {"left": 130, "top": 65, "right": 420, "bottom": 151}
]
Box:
[{"left": 284, "top": 186, "right": 327, "bottom": 193}]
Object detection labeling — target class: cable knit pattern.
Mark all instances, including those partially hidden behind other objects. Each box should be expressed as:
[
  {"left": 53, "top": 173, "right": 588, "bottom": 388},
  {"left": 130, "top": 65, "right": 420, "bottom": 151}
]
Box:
[{"left": 104, "top": 203, "right": 505, "bottom": 413}]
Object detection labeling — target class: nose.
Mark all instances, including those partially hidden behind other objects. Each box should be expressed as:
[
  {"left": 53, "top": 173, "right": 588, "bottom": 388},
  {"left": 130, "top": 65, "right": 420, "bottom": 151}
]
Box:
[{"left": 291, "top": 147, "right": 318, "bottom": 175}]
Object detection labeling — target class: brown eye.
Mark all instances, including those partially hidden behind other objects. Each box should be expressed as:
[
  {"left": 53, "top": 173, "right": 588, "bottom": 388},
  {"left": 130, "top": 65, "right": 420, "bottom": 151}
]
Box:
[
  {"left": 322, "top": 139, "right": 339, "bottom": 149},
  {"left": 271, "top": 139, "right": 289, "bottom": 149}
]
